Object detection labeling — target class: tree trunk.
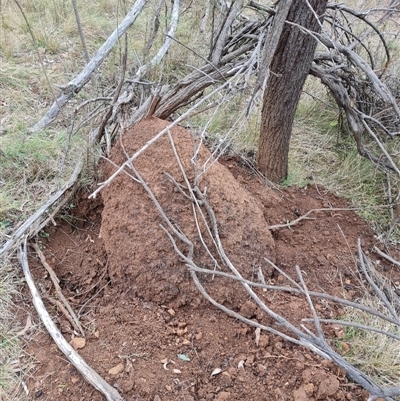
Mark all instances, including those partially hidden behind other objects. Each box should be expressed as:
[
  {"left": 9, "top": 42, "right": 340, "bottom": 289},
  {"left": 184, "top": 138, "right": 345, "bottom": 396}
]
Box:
[{"left": 256, "top": 0, "right": 327, "bottom": 182}]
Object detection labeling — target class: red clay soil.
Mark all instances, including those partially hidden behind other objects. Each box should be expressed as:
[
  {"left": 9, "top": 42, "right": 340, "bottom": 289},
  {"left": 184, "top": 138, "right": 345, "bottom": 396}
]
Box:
[{"left": 17, "top": 118, "right": 400, "bottom": 401}]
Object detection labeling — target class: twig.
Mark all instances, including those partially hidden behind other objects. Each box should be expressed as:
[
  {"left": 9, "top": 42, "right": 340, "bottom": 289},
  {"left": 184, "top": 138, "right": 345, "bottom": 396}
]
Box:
[
  {"left": 46, "top": 296, "right": 82, "bottom": 335},
  {"left": 71, "top": 0, "right": 89, "bottom": 63},
  {"left": 19, "top": 240, "right": 124, "bottom": 401},
  {"left": 32, "top": 243, "right": 85, "bottom": 337},
  {"left": 373, "top": 246, "right": 400, "bottom": 268},
  {"left": 135, "top": 0, "right": 180, "bottom": 79},
  {"left": 296, "top": 265, "right": 324, "bottom": 339},
  {"left": 358, "top": 239, "right": 398, "bottom": 319},
  {"left": 267, "top": 208, "right": 354, "bottom": 230},
  {"left": 302, "top": 318, "right": 400, "bottom": 342}
]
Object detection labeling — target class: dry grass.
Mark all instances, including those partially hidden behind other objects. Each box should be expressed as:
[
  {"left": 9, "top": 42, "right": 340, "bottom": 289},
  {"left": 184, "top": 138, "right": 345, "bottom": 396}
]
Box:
[{"left": 338, "top": 296, "right": 400, "bottom": 389}]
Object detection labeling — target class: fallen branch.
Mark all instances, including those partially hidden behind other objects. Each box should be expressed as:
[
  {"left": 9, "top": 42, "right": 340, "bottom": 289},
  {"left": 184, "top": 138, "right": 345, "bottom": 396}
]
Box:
[
  {"left": 373, "top": 246, "right": 400, "bottom": 268},
  {"left": 31, "top": 0, "right": 147, "bottom": 132},
  {"left": 32, "top": 243, "right": 85, "bottom": 337},
  {"left": 267, "top": 207, "right": 360, "bottom": 230},
  {"left": 19, "top": 240, "right": 124, "bottom": 401},
  {"left": 0, "top": 154, "right": 84, "bottom": 257}
]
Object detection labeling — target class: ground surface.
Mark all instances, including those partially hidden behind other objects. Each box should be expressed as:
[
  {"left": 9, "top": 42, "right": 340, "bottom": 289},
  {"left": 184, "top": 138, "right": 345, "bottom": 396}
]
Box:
[{"left": 16, "top": 118, "right": 400, "bottom": 401}]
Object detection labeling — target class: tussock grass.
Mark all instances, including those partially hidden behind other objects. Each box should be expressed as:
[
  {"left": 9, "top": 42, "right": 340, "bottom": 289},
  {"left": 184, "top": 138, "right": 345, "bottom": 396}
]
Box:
[{"left": 338, "top": 297, "right": 400, "bottom": 388}]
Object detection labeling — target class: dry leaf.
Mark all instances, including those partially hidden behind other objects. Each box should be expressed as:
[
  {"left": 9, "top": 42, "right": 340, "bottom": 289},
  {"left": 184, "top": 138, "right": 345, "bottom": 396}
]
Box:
[
  {"left": 255, "top": 327, "right": 261, "bottom": 346},
  {"left": 70, "top": 337, "right": 86, "bottom": 350},
  {"left": 108, "top": 362, "right": 124, "bottom": 375}
]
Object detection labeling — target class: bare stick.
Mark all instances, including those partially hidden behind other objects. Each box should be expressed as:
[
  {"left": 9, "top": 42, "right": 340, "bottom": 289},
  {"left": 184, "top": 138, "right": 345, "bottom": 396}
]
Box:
[
  {"left": 32, "top": 243, "right": 85, "bottom": 337},
  {"left": 302, "top": 318, "right": 400, "bottom": 342},
  {"left": 135, "top": 0, "right": 180, "bottom": 79},
  {"left": 71, "top": 0, "right": 90, "bottom": 63},
  {"left": 373, "top": 246, "right": 400, "bottom": 268},
  {"left": 358, "top": 240, "right": 398, "bottom": 319},
  {"left": 46, "top": 296, "right": 82, "bottom": 335},
  {"left": 296, "top": 265, "right": 324, "bottom": 339},
  {"left": 19, "top": 240, "right": 124, "bottom": 401},
  {"left": 267, "top": 208, "right": 362, "bottom": 229},
  {"left": 31, "top": 0, "right": 147, "bottom": 132}
]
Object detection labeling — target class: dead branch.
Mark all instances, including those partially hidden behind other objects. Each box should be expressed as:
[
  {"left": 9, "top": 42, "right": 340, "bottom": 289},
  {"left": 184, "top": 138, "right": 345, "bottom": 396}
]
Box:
[
  {"left": 19, "top": 240, "right": 124, "bottom": 401},
  {"left": 71, "top": 0, "right": 89, "bottom": 63},
  {"left": 135, "top": 0, "right": 180, "bottom": 80},
  {"left": 0, "top": 154, "right": 85, "bottom": 257},
  {"left": 373, "top": 246, "right": 400, "bottom": 268},
  {"left": 31, "top": 0, "right": 147, "bottom": 132},
  {"left": 32, "top": 243, "right": 85, "bottom": 337},
  {"left": 358, "top": 239, "right": 399, "bottom": 319},
  {"left": 302, "top": 318, "right": 400, "bottom": 342}
]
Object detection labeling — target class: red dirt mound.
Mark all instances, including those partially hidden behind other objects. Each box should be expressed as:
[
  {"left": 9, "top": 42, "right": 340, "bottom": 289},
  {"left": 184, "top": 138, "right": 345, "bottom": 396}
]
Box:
[
  {"left": 19, "top": 118, "right": 400, "bottom": 401},
  {"left": 100, "top": 118, "right": 275, "bottom": 308}
]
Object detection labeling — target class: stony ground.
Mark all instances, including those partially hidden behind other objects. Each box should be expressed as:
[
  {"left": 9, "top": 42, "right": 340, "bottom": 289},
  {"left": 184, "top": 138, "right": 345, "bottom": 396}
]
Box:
[{"left": 16, "top": 118, "right": 400, "bottom": 401}]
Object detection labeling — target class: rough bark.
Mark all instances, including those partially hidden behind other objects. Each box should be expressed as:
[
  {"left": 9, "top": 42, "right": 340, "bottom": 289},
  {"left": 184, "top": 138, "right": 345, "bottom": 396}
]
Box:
[{"left": 257, "top": 0, "right": 328, "bottom": 182}]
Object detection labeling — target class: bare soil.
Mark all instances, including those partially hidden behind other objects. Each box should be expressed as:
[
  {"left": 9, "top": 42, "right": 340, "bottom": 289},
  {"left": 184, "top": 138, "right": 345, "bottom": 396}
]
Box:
[{"left": 17, "top": 118, "right": 400, "bottom": 401}]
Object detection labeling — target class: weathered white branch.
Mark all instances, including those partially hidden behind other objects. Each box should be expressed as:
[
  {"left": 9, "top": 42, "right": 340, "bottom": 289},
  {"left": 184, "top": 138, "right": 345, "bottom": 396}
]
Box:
[
  {"left": 31, "top": 0, "right": 148, "bottom": 132},
  {"left": 0, "top": 154, "right": 85, "bottom": 257},
  {"left": 19, "top": 240, "right": 124, "bottom": 401},
  {"left": 135, "top": 0, "right": 180, "bottom": 79}
]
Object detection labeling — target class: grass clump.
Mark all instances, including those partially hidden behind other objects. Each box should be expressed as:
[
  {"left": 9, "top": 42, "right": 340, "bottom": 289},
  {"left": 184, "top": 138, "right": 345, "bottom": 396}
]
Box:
[{"left": 338, "top": 297, "right": 400, "bottom": 388}]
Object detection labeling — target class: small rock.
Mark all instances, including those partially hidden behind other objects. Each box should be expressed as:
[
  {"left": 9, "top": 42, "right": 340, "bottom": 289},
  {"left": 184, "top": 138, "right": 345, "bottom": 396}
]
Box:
[
  {"left": 177, "top": 327, "right": 187, "bottom": 336},
  {"left": 246, "top": 354, "right": 255, "bottom": 364},
  {"left": 293, "top": 387, "right": 309, "bottom": 401},
  {"left": 274, "top": 341, "right": 283, "bottom": 352},
  {"left": 70, "top": 337, "right": 86, "bottom": 350},
  {"left": 220, "top": 372, "right": 232, "bottom": 385},
  {"left": 239, "top": 300, "right": 257, "bottom": 318},
  {"left": 258, "top": 334, "right": 269, "bottom": 348},
  {"left": 256, "top": 364, "right": 266, "bottom": 376},
  {"left": 332, "top": 324, "right": 345, "bottom": 339},
  {"left": 167, "top": 309, "right": 176, "bottom": 317},
  {"left": 153, "top": 396, "right": 161, "bottom": 401},
  {"left": 317, "top": 376, "right": 339, "bottom": 399},
  {"left": 340, "top": 342, "right": 351, "bottom": 352},
  {"left": 304, "top": 383, "right": 314, "bottom": 396},
  {"left": 195, "top": 332, "right": 203, "bottom": 340},
  {"left": 122, "top": 379, "right": 135, "bottom": 393},
  {"left": 70, "top": 376, "right": 79, "bottom": 384},
  {"left": 215, "top": 391, "right": 230, "bottom": 401},
  {"left": 108, "top": 363, "right": 124, "bottom": 375}
]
